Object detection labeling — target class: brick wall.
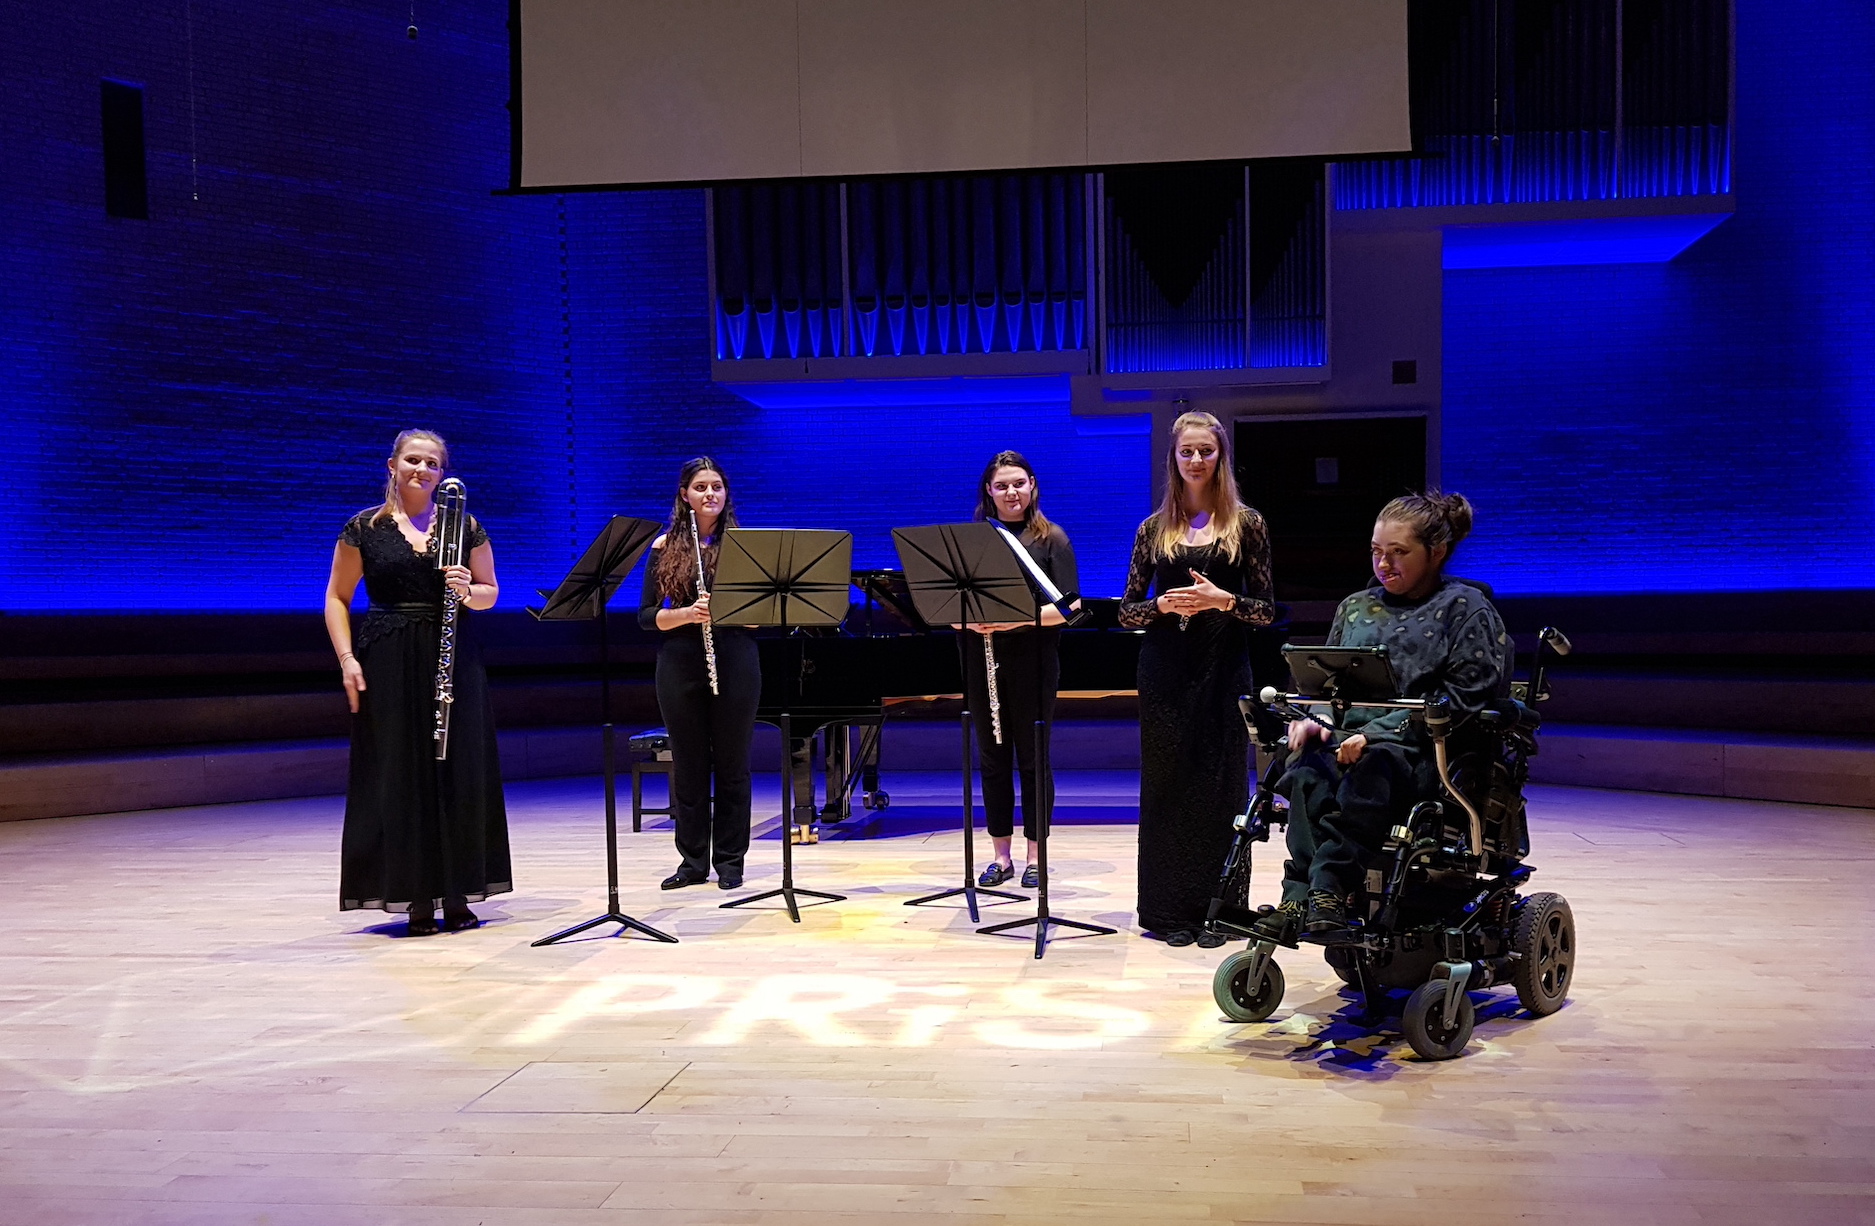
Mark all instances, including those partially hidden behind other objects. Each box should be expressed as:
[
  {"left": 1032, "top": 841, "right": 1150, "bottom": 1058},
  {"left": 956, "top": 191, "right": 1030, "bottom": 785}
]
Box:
[
  {"left": 1441, "top": 0, "right": 1875, "bottom": 595},
  {"left": 3, "top": 0, "right": 1866, "bottom": 612}
]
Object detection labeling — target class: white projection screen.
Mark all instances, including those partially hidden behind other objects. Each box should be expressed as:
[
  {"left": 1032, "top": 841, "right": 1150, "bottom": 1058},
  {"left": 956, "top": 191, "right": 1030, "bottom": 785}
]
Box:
[{"left": 514, "top": 0, "right": 1411, "bottom": 188}]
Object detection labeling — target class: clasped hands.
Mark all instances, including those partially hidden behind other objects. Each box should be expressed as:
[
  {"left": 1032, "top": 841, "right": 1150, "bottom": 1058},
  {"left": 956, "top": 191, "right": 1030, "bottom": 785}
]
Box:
[
  {"left": 1156, "top": 569, "right": 1232, "bottom": 617},
  {"left": 1287, "top": 718, "right": 1369, "bottom": 765}
]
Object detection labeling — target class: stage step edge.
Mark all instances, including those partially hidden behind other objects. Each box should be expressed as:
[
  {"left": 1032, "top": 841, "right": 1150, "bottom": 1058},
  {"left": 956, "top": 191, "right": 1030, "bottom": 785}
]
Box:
[{"left": 2, "top": 721, "right": 1869, "bottom": 822}]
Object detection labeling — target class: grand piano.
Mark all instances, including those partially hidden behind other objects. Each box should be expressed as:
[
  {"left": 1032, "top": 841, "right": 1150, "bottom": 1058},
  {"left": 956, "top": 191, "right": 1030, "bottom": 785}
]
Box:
[{"left": 756, "top": 570, "right": 1144, "bottom": 841}]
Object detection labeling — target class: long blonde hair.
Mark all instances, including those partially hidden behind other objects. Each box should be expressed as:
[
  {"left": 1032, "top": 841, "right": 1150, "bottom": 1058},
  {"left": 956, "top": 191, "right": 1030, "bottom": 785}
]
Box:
[
  {"left": 369, "top": 429, "right": 451, "bottom": 525},
  {"left": 1151, "top": 411, "right": 1248, "bottom": 560}
]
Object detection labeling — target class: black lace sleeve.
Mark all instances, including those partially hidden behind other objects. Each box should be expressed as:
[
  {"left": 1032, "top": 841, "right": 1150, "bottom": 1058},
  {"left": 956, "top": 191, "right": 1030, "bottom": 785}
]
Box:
[
  {"left": 1227, "top": 509, "right": 1275, "bottom": 625},
  {"left": 338, "top": 510, "right": 372, "bottom": 548},
  {"left": 1117, "top": 518, "right": 1160, "bottom": 629},
  {"left": 467, "top": 515, "right": 490, "bottom": 550}
]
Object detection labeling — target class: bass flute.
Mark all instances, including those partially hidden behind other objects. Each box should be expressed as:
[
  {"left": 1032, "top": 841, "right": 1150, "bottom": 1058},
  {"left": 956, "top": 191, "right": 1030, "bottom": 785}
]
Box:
[
  {"left": 692, "top": 517, "right": 720, "bottom": 695},
  {"left": 431, "top": 477, "right": 469, "bottom": 760}
]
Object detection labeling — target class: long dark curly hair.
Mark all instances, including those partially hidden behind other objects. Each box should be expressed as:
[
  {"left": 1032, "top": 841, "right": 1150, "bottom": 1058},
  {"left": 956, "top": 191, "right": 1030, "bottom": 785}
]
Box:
[{"left": 652, "top": 456, "right": 738, "bottom": 601}]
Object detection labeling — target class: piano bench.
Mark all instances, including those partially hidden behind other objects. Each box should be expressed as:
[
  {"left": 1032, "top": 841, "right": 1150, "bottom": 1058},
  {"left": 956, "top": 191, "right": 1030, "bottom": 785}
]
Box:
[{"left": 625, "top": 729, "right": 674, "bottom": 833}]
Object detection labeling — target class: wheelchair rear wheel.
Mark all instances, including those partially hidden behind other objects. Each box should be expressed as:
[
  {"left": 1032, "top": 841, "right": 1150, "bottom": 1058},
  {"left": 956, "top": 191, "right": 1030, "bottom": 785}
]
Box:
[
  {"left": 1213, "top": 950, "right": 1285, "bottom": 1023},
  {"left": 1403, "top": 979, "right": 1475, "bottom": 1060},
  {"left": 1510, "top": 892, "right": 1575, "bottom": 1016}
]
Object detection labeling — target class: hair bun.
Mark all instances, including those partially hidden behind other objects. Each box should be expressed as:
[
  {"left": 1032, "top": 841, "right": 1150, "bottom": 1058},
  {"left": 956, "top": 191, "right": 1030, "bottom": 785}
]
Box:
[
  {"left": 1439, "top": 492, "right": 1475, "bottom": 547},
  {"left": 1375, "top": 489, "right": 1475, "bottom": 559}
]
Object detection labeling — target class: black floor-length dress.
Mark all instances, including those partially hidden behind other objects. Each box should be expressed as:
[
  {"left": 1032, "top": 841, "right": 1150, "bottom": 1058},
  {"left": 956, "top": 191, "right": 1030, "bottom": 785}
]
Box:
[
  {"left": 1118, "top": 509, "right": 1274, "bottom": 935},
  {"left": 338, "top": 510, "right": 512, "bottom": 914}
]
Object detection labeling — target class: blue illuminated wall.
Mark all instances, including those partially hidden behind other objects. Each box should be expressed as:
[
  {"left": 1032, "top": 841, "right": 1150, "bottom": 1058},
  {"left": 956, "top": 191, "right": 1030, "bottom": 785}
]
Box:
[
  {"left": 1, "top": 0, "right": 563, "bottom": 610},
  {"left": 2, "top": 0, "right": 1866, "bottom": 612},
  {"left": 1441, "top": 0, "right": 1874, "bottom": 594},
  {"left": 0, "top": 0, "right": 1146, "bottom": 612}
]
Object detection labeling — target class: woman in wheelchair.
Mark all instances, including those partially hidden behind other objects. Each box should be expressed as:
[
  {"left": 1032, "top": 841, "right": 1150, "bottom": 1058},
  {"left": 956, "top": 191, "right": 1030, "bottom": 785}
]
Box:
[{"left": 1254, "top": 491, "right": 1514, "bottom": 943}]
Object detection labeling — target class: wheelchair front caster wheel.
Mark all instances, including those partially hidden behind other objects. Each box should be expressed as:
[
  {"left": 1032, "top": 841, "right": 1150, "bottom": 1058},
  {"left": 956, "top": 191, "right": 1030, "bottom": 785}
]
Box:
[
  {"left": 863, "top": 791, "right": 890, "bottom": 811},
  {"left": 1213, "top": 949, "right": 1285, "bottom": 1023},
  {"left": 1403, "top": 979, "right": 1475, "bottom": 1060}
]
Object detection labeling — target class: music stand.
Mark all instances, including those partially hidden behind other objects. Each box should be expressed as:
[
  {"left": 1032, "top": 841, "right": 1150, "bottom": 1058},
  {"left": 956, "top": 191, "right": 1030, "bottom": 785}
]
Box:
[
  {"left": 527, "top": 515, "right": 678, "bottom": 947},
  {"left": 713, "top": 528, "right": 853, "bottom": 923},
  {"left": 887, "top": 524, "right": 1040, "bottom": 933}
]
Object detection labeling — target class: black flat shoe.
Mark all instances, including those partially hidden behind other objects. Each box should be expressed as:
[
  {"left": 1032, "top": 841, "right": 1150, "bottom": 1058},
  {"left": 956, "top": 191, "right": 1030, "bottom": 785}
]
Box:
[
  {"left": 1020, "top": 864, "right": 1044, "bottom": 889},
  {"left": 406, "top": 913, "right": 439, "bottom": 937},
  {"left": 978, "top": 861, "right": 1014, "bottom": 887},
  {"left": 442, "top": 907, "right": 480, "bottom": 932},
  {"left": 1164, "top": 928, "right": 1197, "bottom": 947},
  {"left": 716, "top": 873, "right": 744, "bottom": 890},
  {"left": 1195, "top": 929, "right": 1228, "bottom": 949},
  {"left": 661, "top": 869, "right": 708, "bottom": 890}
]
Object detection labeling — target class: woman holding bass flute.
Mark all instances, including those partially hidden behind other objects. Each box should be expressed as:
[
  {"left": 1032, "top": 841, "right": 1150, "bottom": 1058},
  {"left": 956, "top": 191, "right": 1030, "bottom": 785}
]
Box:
[
  {"left": 640, "top": 457, "right": 761, "bottom": 892},
  {"left": 324, "top": 429, "right": 511, "bottom": 936}
]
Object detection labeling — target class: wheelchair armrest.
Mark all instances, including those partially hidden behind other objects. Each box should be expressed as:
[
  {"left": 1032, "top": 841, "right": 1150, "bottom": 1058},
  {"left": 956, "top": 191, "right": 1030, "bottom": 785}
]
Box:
[{"left": 1478, "top": 700, "right": 1541, "bottom": 733}]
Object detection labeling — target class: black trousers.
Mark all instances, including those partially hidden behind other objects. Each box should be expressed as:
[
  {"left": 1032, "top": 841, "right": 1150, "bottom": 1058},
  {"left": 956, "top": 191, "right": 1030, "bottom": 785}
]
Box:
[
  {"left": 962, "top": 628, "right": 1060, "bottom": 842},
  {"left": 654, "top": 631, "right": 760, "bottom": 878},
  {"left": 1276, "top": 740, "right": 1438, "bottom": 901}
]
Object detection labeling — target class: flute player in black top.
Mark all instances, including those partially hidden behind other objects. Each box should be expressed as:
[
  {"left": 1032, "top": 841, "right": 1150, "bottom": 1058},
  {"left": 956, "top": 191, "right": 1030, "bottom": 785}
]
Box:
[
  {"left": 960, "top": 451, "right": 1082, "bottom": 890},
  {"left": 638, "top": 457, "right": 761, "bottom": 892}
]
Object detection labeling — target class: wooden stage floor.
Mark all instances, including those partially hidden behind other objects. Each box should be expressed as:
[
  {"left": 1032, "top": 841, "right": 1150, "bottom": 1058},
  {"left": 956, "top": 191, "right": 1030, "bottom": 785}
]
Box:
[{"left": 1, "top": 774, "right": 1871, "bottom": 1225}]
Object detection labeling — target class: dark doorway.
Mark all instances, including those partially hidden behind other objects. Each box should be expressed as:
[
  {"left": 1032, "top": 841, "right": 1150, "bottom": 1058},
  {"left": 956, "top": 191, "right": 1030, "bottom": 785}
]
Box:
[{"left": 1236, "top": 415, "right": 1427, "bottom": 601}]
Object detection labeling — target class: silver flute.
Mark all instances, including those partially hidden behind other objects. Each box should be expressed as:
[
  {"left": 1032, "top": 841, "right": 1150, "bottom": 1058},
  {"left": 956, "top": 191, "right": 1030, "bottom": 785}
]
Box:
[
  {"left": 431, "top": 477, "right": 468, "bottom": 760},
  {"left": 982, "top": 631, "right": 1003, "bottom": 745},
  {"left": 692, "top": 519, "right": 719, "bottom": 695}
]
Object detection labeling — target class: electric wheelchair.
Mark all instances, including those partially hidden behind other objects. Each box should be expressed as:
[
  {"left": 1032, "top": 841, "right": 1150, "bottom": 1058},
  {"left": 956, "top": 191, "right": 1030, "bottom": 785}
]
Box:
[{"left": 1204, "top": 627, "right": 1577, "bottom": 1061}]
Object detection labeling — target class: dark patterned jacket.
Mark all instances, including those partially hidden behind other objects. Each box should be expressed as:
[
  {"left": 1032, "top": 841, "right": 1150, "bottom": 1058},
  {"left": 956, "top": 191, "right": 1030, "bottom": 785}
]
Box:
[{"left": 1324, "top": 579, "right": 1513, "bottom": 745}]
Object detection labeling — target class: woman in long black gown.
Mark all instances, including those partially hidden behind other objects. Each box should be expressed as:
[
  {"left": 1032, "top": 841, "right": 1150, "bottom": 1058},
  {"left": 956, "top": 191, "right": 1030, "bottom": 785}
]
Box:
[
  {"left": 1118, "top": 411, "right": 1274, "bottom": 946},
  {"left": 324, "top": 429, "right": 511, "bottom": 936}
]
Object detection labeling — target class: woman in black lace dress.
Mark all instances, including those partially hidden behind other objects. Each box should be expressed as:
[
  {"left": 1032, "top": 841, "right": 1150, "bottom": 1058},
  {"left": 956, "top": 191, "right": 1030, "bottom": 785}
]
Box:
[
  {"left": 323, "top": 429, "right": 511, "bottom": 936},
  {"left": 1118, "top": 411, "right": 1274, "bottom": 945}
]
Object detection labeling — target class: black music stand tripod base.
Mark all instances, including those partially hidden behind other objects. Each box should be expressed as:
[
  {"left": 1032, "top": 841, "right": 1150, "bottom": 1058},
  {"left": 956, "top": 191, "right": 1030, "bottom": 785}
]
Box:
[
  {"left": 527, "top": 516, "right": 677, "bottom": 948},
  {"left": 720, "top": 719, "right": 848, "bottom": 924},
  {"left": 904, "top": 882, "right": 1028, "bottom": 924},
  {"left": 974, "top": 739, "right": 1117, "bottom": 958},
  {"left": 977, "top": 911, "right": 1118, "bottom": 960},
  {"left": 720, "top": 882, "right": 847, "bottom": 925},
  {"left": 904, "top": 710, "right": 1027, "bottom": 924},
  {"left": 974, "top": 719, "right": 1119, "bottom": 958},
  {"left": 533, "top": 909, "right": 679, "bottom": 946}
]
